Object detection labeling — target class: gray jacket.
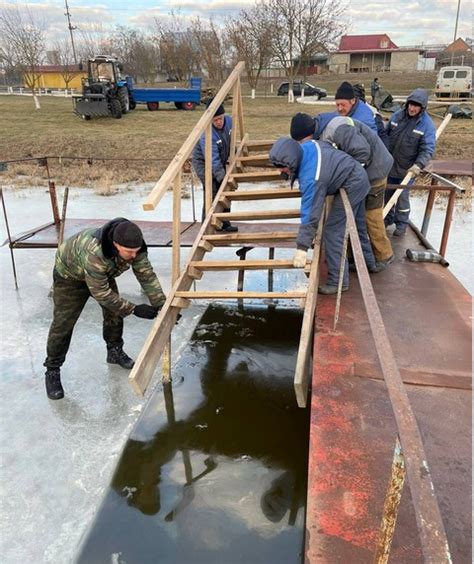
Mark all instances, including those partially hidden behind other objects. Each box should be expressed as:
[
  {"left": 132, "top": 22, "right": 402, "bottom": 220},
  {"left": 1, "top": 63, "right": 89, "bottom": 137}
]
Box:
[{"left": 316, "top": 116, "right": 393, "bottom": 183}]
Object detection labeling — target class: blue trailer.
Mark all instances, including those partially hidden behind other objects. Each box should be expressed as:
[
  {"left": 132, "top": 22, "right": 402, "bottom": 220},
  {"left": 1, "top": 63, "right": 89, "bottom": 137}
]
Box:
[{"left": 128, "top": 77, "right": 202, "bottom": 111}]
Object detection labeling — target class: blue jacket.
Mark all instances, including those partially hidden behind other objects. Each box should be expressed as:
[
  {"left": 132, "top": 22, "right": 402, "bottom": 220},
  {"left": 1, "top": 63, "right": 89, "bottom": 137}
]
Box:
[
  {"left": 386, "top": 89, "right": 436, "bottom": 179},
  {"left": 348, "top": 99, "right": 377, "bottom": 132},
  {"left": 192, "top": 116, "right": 232, "bottom": 184},
  {"left": 269, "top": 137, "right": 370, "bottom": 251},
  {"left": 314, "top": 115, "right": 393, "bottom": 183}
]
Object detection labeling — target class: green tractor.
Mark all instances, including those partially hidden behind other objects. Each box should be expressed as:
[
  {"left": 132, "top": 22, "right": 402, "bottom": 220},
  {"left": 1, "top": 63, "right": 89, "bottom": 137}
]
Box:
[{"left": 72, "top": 55, "right": 135, "bottom": 120}]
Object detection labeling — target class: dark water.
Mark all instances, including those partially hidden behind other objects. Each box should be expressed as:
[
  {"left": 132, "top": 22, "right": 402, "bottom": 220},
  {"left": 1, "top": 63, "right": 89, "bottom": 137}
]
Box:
[{"left": 76, "top": 304, "right": 310, "bottom": 564}]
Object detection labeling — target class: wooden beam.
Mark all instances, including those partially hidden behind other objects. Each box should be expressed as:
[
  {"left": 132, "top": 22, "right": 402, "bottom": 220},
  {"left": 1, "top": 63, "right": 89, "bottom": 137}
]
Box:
[
  {"left": 230, "top": 170, "right": 285, "bottom": 183},
  {"left": 142, "top": 61, "right": 245, "bottom": 211},
  {"left": 175, "top": 291, "right": 306, "bottom": 299},
  {"left": 189, "top": 259, "right": 308, "bottom": 271},
  {"left": 244, "top": 140, "right": 276, "bottom": 152},
  {"left": 237, "top": 154, "right": 271, "bottom": 167},
  {"left": 171, "top": 297, "right": 191, "bottom": 309},
  {"left": 172, "top": 171, "right": 181, "bottom": 284},
  {"left": 221, "top": 188, "right": 301, "bottom": 200},
  {"left": 294, "top": 215, "right": 324, "bottom": 408},
  {"left": 187, "top": 265, "right": 203, "bottom": 280},
  {"left": 203, "top": 231, "right": 297, "bottom": 243},
  {"left": 213, "top": 209, "right": 300, "bottom": 221},
  {"left": 198, "top": 240, "right": 214, "bottom": 252}
]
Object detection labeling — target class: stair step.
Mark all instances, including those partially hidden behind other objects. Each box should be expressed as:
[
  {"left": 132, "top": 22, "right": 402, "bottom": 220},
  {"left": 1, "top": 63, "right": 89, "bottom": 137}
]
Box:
[
  {"left": 221, "top": 188, "right": 300, "bottom": 201},
  {"left": 175, "top": 291, "right": 306, "bottom": 300},
  {"left": 244, "top": 140, "right": 275, "bottom": 153},
  {"left": 229, "top": 171, "right": 284, "bottom": 183},
  {"left": 203, "top": 231, "right": 297, "bottom": 244},
  {"left": 190, "top": 259, "right": 308, "bottom": 271},
  {"left": 213, "top": 209, "right": 300, "bottom": 222},
  {"left": 237, "top": 153, "right": 271, "bottom": 167}
]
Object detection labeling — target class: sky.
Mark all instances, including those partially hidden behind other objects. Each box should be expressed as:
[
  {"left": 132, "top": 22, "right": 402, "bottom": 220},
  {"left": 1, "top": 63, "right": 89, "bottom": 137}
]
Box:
[{"left": 0, "top": 0, "right": 471, "bottom": 48}]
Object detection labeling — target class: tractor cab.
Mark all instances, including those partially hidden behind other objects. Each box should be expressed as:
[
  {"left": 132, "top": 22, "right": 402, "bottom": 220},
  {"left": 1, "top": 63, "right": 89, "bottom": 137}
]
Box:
[{"left": 72, "top": 55, "right": 135, "bottom": 120}]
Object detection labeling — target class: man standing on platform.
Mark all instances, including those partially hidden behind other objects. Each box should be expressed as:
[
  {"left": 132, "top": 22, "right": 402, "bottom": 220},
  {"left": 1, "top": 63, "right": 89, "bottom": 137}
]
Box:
[
  {"left": 43, "top": 218, "right": 166, "bottom": 400},
  {"left": 384, "top": 89, "right": 436, "bottom": 236}
]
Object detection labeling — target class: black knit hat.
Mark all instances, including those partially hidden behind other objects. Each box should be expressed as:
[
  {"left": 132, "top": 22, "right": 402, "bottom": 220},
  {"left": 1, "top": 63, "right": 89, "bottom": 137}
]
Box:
[
  {"left": 335, "top": 81, "right": 355, "bottom": 100},
  {"left": 290, "top": 113, "right": 315, "bottom": 141},
  {"left": 112, "top": 221, "right": 143, "bottom": 248},
  {"left": 206, "top": 97, "right": 225, "bottom": 117}
]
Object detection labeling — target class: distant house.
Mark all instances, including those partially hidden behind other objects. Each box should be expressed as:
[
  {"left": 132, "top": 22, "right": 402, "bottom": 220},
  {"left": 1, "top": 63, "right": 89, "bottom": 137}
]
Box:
[
  {"left": 329, "top": 34, "right": 421, "bottom": 74},
  {"left": 438, "top": 37, "right": 472, "bottom": 67},
  {"left": 24, "top": 65, "right": 86, "bottom": 90}
]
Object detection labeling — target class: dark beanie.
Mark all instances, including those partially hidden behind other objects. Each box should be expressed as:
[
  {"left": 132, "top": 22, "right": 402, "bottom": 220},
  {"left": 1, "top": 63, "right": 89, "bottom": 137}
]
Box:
[
  {"left": 335, "top": 81, "right": 355, "bottom": 100},
  {"left": 112, "top": 221, "right": 143, "bottom": 248},
  {"left": 206, "top": 97, "right": 225, "bottom": 117},
  {"left": 290, "top": 113, "right": 315, "bottom": 141}
]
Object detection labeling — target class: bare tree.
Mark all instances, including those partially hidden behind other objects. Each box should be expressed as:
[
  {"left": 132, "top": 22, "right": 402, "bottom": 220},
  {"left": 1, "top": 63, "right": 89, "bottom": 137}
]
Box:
[
  {"left": 53, "top": 40, "right": 78, "bottom": 91},
  {"left": 76, "top": 23, "right": 112, "bottom": 62},
  {"left": 153, "top": 12, "right": 199, "bottom": 82},
  {"left": 189, "top": 17, "right": 226, "bottom": 86},
  {"left": 109, "top": 26, "right": 158, "bottom": 83},
  {"left": 261, "top": 0, "right": 346, "bottom": 101},
  {"left": 0, "top": 6, "right": 46, "bottom": 108},
  {"left": 226, "top": 9, "right": 273, "bottom": 90}
]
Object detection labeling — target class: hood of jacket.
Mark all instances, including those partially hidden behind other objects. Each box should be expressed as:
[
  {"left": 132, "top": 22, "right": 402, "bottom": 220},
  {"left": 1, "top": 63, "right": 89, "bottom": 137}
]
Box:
[
  {"left": 313, "top": 111, "right": 338, "bottom": 139},
  {"left": 406, "top": 88, "right": 429, "bottom": 111},
  {"left": 95, "top": 217, "right": 147, "bottom": 259},
  {"left": 269, "top": 137, "right": 303, "bottom": 172}
]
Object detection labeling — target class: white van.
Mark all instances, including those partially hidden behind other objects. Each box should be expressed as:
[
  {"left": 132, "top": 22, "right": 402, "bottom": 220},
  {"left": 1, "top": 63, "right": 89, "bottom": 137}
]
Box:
[{"left": 435, "top": 66, "right": 472, "bottom": 98}]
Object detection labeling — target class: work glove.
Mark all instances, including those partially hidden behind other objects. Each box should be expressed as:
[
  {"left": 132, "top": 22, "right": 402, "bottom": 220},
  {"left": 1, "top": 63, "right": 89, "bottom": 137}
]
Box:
[
  {"left": 293, "top": 249, "right": 307, "bottom": 268},
  {"left": 133, "top": 304, "right": 160, "bottom": 319},
  {"left": 408, "top": 164, "right": 422, "bottom": 177}
]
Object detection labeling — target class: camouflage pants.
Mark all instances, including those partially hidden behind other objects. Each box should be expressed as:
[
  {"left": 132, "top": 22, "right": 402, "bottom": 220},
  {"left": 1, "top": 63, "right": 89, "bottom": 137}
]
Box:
[{"left": 44, "top": 271, "right": 123, "bottom": 369}]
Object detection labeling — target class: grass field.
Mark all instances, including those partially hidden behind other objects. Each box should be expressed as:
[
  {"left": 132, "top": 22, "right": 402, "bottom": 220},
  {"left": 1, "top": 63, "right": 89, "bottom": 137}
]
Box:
[{"left": 0, "top": 75, "right": 471, "bottom": 189}]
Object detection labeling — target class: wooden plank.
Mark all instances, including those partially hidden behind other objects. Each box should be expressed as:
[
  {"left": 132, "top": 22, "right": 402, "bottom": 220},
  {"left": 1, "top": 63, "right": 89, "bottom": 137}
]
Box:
[
  {"left": 222, "top": 188, "right": 300, "bottom": 200},
  {"left": 171, "top": 297, "right": 191, "bottom": 309},
  {"left": 198, "top": 240, "right": 214, "bottom": 252},
  {"left": 189, "top": 259, "right": 307, "bottom": 271},
  {"left": 213, "top": 209, "right": 300, "bottom": 222},
  {"left": 237, "top": 153, "right": 270, "bottom": 167},
  {"left": 142, "top": 61, "right": 245, "bottom": 211},
  {"left": 230, "top": 170, "right": 285, "bottom": 183},
  {"left": 172, "top": 172, "right": 181, "bottom": 283},
  {"left": 187, "top": 265, "right": 203, "bottom": 280},
  {"left": 244, "top": 140, "right": 275, "bottom": 152},
  {"left": 203, "top": 231, "right": 297, "bottom": 243},
  {"left": 175, "top": 291, "right": 306, "bottom": 299},
  {"left": 294, "top": 215, "right": 324, "bottom": 408},
  {"left": 204, "top": 123, "right": 212, "bottom": 215}
]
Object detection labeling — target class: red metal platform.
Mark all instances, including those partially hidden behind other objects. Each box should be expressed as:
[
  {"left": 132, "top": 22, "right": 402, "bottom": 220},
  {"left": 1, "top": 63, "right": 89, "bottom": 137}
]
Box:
[{"left": 306, "top": 228, "right": 472, "bottom": 562}]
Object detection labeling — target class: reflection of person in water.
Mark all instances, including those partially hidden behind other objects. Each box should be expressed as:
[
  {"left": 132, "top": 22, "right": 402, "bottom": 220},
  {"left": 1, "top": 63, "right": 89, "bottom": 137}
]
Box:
[{"left": 111, "top": 305, "right": 308, "bottom": 525}]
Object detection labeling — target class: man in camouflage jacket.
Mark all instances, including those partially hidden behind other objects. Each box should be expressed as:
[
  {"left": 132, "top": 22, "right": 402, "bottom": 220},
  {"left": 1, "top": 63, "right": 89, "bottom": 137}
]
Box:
[{"left": 44, "top": 218, "right": 166, "bottom": 400}]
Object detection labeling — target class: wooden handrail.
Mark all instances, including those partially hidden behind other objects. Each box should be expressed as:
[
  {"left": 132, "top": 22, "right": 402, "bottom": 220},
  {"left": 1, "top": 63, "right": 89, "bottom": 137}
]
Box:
[{"left": 143, "top": 61, "right": 246, "bottom": 211}]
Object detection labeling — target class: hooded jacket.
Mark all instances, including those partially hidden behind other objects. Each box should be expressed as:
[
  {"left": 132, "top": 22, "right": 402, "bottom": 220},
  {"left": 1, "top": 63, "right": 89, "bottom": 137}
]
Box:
[
  {"left": 192, "top": 115, "right": 233, "bottom": 184},
  {"left": 386, "top": 89, "right": 436, "bottom": 179},
  {"left": 270, "top": 137, "right": 370, "bottom": 251},
  {"left": 314, "top": 114, "right": 393, "bottom": 183},
  {"left": 54, "top": 218, "right": 166, "bottom": 316}
]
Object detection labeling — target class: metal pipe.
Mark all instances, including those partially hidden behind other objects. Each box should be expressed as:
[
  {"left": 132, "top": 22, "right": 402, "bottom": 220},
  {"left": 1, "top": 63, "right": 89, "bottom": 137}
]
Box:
[
  {"left": 439, "top": 190, "right": 456, "bottom": 257},
  {"left": 409, "top": 221, "right": 450, "bottom": 267},
  {"left": 421, "top": 179, "right": 436, "bottom": 236},
  {"left": 0, "top": 187, "right": 19, "bottom": 289}
]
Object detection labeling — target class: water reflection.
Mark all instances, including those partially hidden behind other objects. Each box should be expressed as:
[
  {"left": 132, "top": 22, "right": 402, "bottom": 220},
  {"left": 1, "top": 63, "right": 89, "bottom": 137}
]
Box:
[{"left": 76, "top": 304, "right": 310, "bottom": 564}]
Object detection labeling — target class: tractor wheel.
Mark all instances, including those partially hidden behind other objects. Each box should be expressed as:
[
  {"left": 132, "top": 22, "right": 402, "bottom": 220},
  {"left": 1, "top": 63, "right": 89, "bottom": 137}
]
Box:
[
  {"left": 181, "top": 102, "right": 196, "bottom": 111},
  {"left": 118, "top": 87, "right": 130, "bottom": 113},
  {"left": 174, "top": 102, "right": 182, "bottom": 110},
  {"left": 81, "top": 115, "right": 91, "bottom": 121},
  {"left": 109, "top": 98, "right": 123, "bottom": 119},
  {"left": 147, "top": 101, "right": 159, "bottom": 111},
  {"left": 129, "top": 98, "right": 137, "bottom": 110}
]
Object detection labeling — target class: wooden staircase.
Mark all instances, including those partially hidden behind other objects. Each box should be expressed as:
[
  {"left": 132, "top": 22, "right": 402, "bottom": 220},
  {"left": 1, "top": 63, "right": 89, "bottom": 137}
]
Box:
[{"left": 129, "top": 65, "right": 322, "bottom": 407}]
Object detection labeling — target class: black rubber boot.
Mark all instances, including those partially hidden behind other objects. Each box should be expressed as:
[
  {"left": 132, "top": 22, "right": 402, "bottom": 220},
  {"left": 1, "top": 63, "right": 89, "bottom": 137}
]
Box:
[
  {"left": 45, "top": 368, "right": 64, "bottom": 400},
  {"left": 107, "top": 346, "right": 135, "bottom": 369},
  {"left": 220, "top": 221, "right": 238, "bottom": 233}
]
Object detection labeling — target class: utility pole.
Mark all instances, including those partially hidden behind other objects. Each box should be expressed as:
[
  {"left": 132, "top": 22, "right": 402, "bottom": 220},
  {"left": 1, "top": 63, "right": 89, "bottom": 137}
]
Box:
[
  {"left": 450, "top": 0, "right": 462, "bottom": 65},
  {"left": 64, "top": 0, "right": 78, "bottom": 64}
]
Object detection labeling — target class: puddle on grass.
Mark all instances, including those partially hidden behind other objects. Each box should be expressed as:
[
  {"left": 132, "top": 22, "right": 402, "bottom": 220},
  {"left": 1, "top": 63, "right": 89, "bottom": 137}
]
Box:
[{"left": 76, "top": 304, "right": 310, "bottom": 564}]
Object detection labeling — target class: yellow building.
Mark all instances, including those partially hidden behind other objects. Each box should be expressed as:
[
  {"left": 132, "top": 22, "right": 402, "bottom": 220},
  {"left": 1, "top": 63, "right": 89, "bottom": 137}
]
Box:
[{"left": 24, "top": 65, "right": 87, "bottom": 90}]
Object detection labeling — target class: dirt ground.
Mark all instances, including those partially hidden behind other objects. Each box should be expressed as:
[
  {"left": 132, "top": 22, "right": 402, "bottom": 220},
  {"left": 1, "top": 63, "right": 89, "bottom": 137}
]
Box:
[{"left": 0, "top": 80, "right": 471, "bottom": 189}]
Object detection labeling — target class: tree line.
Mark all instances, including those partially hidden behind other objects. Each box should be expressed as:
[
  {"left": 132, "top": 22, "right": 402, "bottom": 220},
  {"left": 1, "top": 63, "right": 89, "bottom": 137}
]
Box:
[{"left": 0, "top": 0, "right": 346, "bottom": 107}]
